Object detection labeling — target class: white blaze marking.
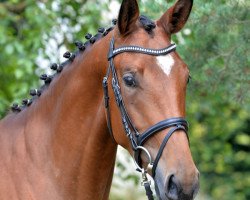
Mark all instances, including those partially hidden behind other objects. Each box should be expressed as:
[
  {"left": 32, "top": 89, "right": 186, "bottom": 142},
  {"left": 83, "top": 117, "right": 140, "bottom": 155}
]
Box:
[{"left": 156, "top": 55, "right": 174, "bottom": 76}]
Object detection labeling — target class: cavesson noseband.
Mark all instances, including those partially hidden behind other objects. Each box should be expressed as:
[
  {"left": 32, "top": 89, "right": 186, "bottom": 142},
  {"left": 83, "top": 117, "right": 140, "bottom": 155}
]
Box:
[{"left": 103, "top": 37, "right": 189, "bottom": 200}]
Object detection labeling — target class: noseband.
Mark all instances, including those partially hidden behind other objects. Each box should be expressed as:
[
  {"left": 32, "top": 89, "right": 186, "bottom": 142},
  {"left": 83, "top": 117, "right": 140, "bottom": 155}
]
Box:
[{"left": 103, "top": 37, "right": 189, "bottom": 200}]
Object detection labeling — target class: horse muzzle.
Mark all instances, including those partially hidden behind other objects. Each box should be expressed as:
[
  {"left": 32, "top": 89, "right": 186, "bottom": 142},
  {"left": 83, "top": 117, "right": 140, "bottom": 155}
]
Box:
[{"left": 155, "top": 168, "right": 200, "bottom": 200}]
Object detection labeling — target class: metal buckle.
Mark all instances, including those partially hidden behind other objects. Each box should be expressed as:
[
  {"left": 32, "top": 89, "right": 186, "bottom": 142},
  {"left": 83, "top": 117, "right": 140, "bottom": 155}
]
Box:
[{"left": 141, "top": 168, "right": 151, "bottom": 186}]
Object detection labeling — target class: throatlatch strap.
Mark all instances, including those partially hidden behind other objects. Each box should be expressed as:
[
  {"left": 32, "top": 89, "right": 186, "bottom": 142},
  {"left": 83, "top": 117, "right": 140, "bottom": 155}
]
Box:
[{"left": 103, "top": 77, "right": 116, "bottom": 143}]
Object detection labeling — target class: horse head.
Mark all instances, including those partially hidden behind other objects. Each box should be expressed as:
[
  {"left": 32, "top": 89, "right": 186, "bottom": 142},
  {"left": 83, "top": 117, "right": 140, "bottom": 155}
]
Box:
[
  {"left": 105, "top": 0, "right": 199, "bottom": 199},
  {"left": 2, "top": 1, "right": 199, "bottom": 199}
]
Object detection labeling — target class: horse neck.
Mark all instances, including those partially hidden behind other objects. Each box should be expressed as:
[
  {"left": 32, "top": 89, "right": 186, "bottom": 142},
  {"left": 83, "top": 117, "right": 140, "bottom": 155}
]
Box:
[{"left": 19, "top": 36, "right": 117, "bottom": 199}]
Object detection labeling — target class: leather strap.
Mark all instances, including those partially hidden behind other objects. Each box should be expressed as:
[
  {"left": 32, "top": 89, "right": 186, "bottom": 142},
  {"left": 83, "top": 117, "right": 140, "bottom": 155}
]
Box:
[
  {"left": 144, "top": 182, "right": 154, "bottom": 200},
  {"left": 134, "top": 118, "right": 189, "bottom": 176},
  {"left": 108, "top": 37, "right": 176, "bottom": 60},
  {"left": 137, "top": 117, "right": 188, "bottom": 146},
  {"left": 152, "top": 125, "right": 188, "bottom": 177},
  {"left": 108, "top": 43, "right": 176, "bottom": 60},
  {"left": 102, "top": 77, "right": 116, "bottom": 143}
]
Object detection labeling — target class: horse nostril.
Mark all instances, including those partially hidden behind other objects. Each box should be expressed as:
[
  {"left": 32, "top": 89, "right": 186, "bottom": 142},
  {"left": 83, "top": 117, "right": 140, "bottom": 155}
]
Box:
[
  {"left": 165, "top": 175, "right": 179, "bottom": 200},
  {"left": 164, "top": 172, "right": 200, "bottom": 200}
]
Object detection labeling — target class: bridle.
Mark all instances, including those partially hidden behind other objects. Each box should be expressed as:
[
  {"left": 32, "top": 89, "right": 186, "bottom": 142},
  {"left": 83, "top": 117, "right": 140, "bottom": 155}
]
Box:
[
  {"left": 102, "top": 37, "right": 189, "bottom": 200},
  {"left": 103, "top": 37, "right": 189, "bottom": 199}
]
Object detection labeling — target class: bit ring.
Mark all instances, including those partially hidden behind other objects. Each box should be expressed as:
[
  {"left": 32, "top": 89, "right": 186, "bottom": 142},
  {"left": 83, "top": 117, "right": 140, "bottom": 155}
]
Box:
[{"left": 133, "top": 146, "right": 152, "bottom": 172}]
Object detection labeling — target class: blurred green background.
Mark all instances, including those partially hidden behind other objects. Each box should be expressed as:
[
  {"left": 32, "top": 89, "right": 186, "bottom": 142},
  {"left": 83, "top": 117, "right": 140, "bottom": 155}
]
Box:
[{"left": 0, "top": 0, "right": 249, "bottom": 199}]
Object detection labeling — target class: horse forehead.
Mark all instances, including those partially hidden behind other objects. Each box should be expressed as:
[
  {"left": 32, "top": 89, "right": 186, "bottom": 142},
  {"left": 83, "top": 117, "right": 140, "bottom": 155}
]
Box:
[{"left": 156, "top": 54, "right": 175, "bottom": 76}]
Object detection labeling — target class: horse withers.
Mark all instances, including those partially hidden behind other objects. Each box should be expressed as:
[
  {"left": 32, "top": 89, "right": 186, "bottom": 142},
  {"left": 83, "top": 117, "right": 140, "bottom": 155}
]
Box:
[{"left": 0, "top": 0, "right": 199, "bottom": 199}]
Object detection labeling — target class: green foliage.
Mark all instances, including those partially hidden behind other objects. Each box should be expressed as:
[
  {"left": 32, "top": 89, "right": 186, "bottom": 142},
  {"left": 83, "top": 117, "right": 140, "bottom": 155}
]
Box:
[
  {"left": 186, "top": 1, "right": 250, "bottom": 198},
  {"left": 0, "top": 1, "right": 41, "bottom": 116},
  {"left": 0, "top": 0, "right": 109, "bottom": 116},
  {"left": 0, "top": 0, "right": 249, "bottom": 199}
]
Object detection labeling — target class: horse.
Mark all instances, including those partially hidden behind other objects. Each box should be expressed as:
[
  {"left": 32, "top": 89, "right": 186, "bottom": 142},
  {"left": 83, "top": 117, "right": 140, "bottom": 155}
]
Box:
[{"left": 0, "top": 0, "right": 199, "bottom": 199}]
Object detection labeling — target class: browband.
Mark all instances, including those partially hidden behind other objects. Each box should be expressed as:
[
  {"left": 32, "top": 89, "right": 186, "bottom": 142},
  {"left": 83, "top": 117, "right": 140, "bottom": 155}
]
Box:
[{"left": 108, "top": 37, "right": 176, "bottom": 60}]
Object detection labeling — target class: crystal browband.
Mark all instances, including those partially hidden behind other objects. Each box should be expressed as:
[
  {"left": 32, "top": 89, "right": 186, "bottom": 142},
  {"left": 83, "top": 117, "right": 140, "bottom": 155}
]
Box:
[{"left": 108, "top": 43, "right": 176, "bottom": 60}]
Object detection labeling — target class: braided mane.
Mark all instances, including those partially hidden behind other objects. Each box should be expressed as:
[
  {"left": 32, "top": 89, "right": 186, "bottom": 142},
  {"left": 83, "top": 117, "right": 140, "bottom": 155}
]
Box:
[
  {"left": 11, "top": 20, "right": 118, "bottom": 113},
  {"left": 11, "top": 15, "right": 156, "bottom": 113}
]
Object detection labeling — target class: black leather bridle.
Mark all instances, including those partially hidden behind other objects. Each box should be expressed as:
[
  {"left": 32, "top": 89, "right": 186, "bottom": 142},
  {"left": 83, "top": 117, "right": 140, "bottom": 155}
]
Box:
[{"left": 102, "top": 37, "right": 189, "bottom": 200}]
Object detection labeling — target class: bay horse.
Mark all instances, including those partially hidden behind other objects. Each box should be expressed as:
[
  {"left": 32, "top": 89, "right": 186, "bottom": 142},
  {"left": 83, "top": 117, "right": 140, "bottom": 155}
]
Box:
[{"left": 0, "top": 0, "right": 199, "bottom": 199}]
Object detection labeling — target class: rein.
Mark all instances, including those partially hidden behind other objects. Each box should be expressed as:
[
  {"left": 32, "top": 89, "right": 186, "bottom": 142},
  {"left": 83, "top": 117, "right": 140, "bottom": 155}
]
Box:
[{"left": 103, "top": 37, "right": 189, "bottom": 200}]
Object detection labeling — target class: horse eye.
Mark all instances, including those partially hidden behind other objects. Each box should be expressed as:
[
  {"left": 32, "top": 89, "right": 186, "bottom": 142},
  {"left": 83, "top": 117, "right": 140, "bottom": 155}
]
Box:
[{"left": 123, "top": 74, "right": 136, "bottom": 87}]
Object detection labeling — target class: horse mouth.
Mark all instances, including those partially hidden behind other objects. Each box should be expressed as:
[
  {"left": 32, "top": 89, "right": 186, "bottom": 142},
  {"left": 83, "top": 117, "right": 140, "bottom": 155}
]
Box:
[{"left": 155, "top": 193, "right": 195, "bottom": 200}]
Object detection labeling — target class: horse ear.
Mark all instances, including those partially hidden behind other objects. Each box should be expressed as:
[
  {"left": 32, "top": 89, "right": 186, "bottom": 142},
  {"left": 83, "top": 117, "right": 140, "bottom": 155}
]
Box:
[
  {"left": 118, "top": 0, "right": 139, "bottom": 36},
  {"left": 158, "top": 0, "right": 193, "bottom": 34}
]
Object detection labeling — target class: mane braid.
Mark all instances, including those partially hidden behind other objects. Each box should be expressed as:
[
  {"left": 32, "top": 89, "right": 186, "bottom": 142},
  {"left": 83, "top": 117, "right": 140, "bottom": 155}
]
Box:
[{"left": 10, "top": 21, "right": 116, "bottom": 113}]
